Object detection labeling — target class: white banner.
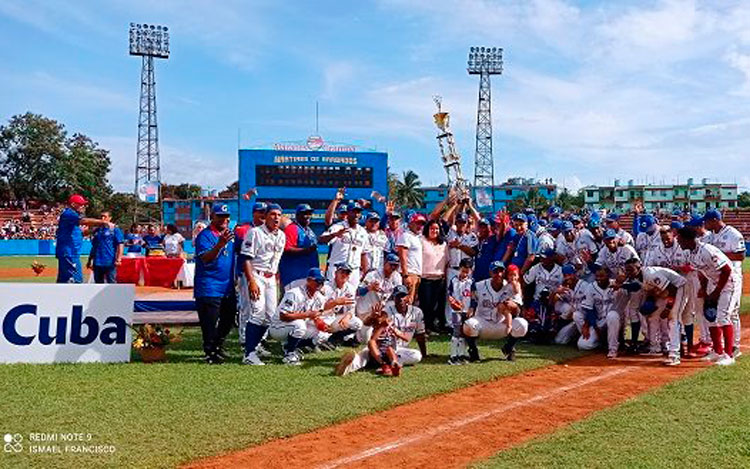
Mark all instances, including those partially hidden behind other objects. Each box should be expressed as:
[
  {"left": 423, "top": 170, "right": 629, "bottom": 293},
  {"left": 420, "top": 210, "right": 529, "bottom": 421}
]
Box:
[
  {"left": 475, "top": 187, "right": 493, "bottom": 208},
  {"left": 0, "top": 284, "right": 135, "bottom": 364}
]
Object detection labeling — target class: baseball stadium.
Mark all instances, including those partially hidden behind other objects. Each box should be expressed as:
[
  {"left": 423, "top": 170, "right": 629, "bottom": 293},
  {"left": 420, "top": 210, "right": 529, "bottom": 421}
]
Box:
[{"left": 2, "top": 4, "right": 750, "bottom": 469}]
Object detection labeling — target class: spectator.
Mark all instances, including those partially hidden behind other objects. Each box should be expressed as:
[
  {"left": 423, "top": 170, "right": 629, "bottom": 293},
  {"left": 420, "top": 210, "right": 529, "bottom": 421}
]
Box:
[
  {"left": 142, "top": 224, "right": 164, "bottom": 250},
  {"left": 124, "top": 224, "right": 144, "bottom": 254},
  {"left": 419, "top": 219, "right": 448, "bottom": 333},
  {"left": 163, "top": 224, "right": 185, "bottom": 258},
  {"left": 397, "top": 213, "right": 426, "bottom": 304},
  {"left": 279, "top": 203, "right": 319, "bottom": 288},
  {"left": 87, "top": 211, "right": 124, "bottom": 284}
]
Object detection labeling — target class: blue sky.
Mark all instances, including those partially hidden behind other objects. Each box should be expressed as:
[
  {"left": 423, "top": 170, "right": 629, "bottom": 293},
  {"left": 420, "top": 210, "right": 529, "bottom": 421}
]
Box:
[{"left": 2, "top": 0, "right": 750, "bottom": 193}]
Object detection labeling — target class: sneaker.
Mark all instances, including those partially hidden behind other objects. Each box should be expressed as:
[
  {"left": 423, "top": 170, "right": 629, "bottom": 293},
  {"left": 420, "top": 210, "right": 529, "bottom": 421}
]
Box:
[
  {"left": 282, "top": 352, "right": 302, "bottom": 366},
  {"left": 701, "top": 351, "right": 720, "bottom": 362},
  {"left": 206, "top": 353, "right": 225, "bottom": 365},
  {"left": 256, "top": 344, "right": 272, "bottom": 358},
  {"left": 391, "top": 362, "right": 402, "bottom": 377},
  {"left": 242, "top": 351, "right": 265, "bottom": 366},
  {"left": 664, "top": 356, "right": 681, "bottom": 366},
  {"left": 715, "top": 354, "right": 735, "bottom": 366},
  {"left": 607, "top": 350, "right": 617, "bottom": 359},
  {"left": 380, "top": 364, "right": 393, "bottom": 376},
  {"left": 335, "top": 351, "right": 356, "bottom": 377},
  {"left": 733, "top": 347, "right": 742, "bottom": 359},
  {"left": 502, "top": 343, "right": 517, "bottom": 362},
  {"left": 468, "top": 347, "right": 480, "bottom": 363},
  {"left": 215, "top": 347, "right": 229, "bottom": 360},
  {"left": 448, "top": 356, "right": 463, "bottom": 365}
]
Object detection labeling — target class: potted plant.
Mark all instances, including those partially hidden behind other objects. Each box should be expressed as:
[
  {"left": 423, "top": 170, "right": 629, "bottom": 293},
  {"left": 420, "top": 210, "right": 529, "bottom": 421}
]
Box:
[{"left": 131, "top": 324, "right": 181, "bottom": 363}]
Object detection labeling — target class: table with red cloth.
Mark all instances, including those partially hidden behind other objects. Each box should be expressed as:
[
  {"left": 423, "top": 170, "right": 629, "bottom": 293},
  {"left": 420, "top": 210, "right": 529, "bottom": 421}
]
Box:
[{"left": 116, "top": 257, "right": 186, "bottom": 287}]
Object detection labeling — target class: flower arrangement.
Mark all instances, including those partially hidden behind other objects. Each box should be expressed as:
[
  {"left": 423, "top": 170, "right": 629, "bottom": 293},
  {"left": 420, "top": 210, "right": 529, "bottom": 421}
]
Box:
[{"left": 131, "top": 324, "right": 182, "bottom": 362}]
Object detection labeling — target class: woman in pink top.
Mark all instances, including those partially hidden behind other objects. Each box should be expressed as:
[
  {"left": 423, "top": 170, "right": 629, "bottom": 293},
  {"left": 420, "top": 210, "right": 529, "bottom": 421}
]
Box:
[{"left": 419, "top": 219, "right": 449, "bottom": 333}]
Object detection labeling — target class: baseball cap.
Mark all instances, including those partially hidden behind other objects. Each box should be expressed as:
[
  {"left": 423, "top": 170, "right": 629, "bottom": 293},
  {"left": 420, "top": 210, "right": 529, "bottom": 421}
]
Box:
[
  {"left": 561, "top": 221, "right": 574, "bottom": 233},
  {"left": 296, "top": 203, "right": 313, "bottom": 214},
  {"left": 670, "top": 221, "right": 684, "bottom": 230},
  {"left": 335, "top": 262, "right": 354, "bottom": 273},
  {"left": 511, "top": 213, "right": 528, "bottom": 222},
  {"left": 336, "top": 204, "right": 348, "bottom": 214},
  {"left": 562, "top": 264, "right": 577, "bottom": 275},
  {"left": 605, "top": 212, "right": 620, "bottom": 222},
  {"left": 537, "top": 219, "right": 548, "bottom": 227},
  {"left": 347, "top": 201, "right": 363, "bottom": 212},
  {"left": 587, "top": 219, "right": 601, "bottom": 230},
  {"left": 603, "top": 228, "right": 618, "bottom": 240},
  {"left": 540, "top": 248, "right": 557, "bottom": 258},
  {"left": 385, "top": 253, "right": 400, "bottom": 265},
  {"left": 570, "top": 214, "right": 582, "bottom": 224},
  {"left": 212, "top": 202, "right": 230, "bottom": 216},
  {"left": 306, "top": 267, "right": 325, "bottom": 284},
  {"left": 392, "top": 285, "right": 409, "bottom": 298},
  {"left": 455, "top": 213, "right": 468, "bottom": 223},
  {"left": 550, "top": 219, "right": 564, "bottom": 232},
  {"left": 547, "top": 206, "right": 562, "bottom": 217},
  {"left": 703, "top": 209, "right": 722, "bottom": 221},
  {"left": 68, "top": 194, "right": 88, "bottom": 205},
  {"left": 266, "top": 203, "right": 282, "bottom": 213},
  {"left": 409, "top": 213, "right": 427, "bottom": 224},
  {"left": 490, "top": 260, "right": 506, "bottom": 272},
  {"left": 252, "top": 202, "right": 267, "bottom": 213},
  {"left": 389, "top": 211, "right": 402, "bottom": 219},
  {"left": 459, "top": 257, "right": 474, "bottom": 269},
  {"left": 639, "top": 215, "right": 656, "bottom": 230},
  {"left": 687, "top": 214, "right": 704, "bottom": 227},
  {"left": 366, "top": 211, "right": 381, "bottom": 221}
]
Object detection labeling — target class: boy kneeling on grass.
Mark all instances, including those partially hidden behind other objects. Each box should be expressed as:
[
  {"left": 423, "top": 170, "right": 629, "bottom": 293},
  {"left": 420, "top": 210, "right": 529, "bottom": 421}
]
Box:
[{"left": 368, "top": 306, "right": 409, "bottom": 377}]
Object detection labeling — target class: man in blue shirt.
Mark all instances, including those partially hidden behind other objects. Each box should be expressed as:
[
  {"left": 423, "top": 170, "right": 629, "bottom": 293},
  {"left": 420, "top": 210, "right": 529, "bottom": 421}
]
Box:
[
  {"left": 87, "top": 210, "right": 124, "bottom": 284},
  {"left": 473, "top": 214, "right": 516, "bottom": 282},
  {"left": 279, "top": 203, "right": 319, "bottom": 287},
  {"left": 509, "top": 213, "right": 539, "bottom": 275},
  {"left": 194, "top": 202, "right": 236, "bottom": 364},
  {"left": 55, "top": 194, "right": 114, "bottom": 283}
]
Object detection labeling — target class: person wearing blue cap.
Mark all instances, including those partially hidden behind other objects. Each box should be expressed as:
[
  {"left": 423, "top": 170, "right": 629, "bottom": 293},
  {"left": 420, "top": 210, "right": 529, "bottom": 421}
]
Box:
[
  {"left": 509, "top": 212, "right": 539, "bottom": 276},
  {"left": 575, "top": 220, "right": 604, "bottom": 279},
  {"left": 193, "top": 202, "right": 237, "bottom": 364},
  {"left": 604, "top": 212, "right": 634, "bottom": 247},
  {"left": 364, "top": 211, "right": 388, "bottom": 274},
  {"left": 703, "top": 209, "right": 745, "bottom": 357},
  {"left": 550, "top": 263, "right": 589, "bottom": 345},
  {"left": 317, "top": 262, "right": 364, "bottom": 347},
  {"left": 576, "top": 266, "right": 621, "bottom": 358},
  {"left": 634, "top": 214, "right": 660, "bottom": 258},
  {"left": 239, "top": 203, "right": 287, "bottom": 365},
  {"left": 384, "top": 206, "right": 404, "bottom": 254},
  {"left": 535, "top": 219, "right": 556, "bottom": 255},
  {"left": 473, "top": 212, "right": 516, "bottom": 283},
  {"left": 355, "top": 253, "right": 403, "bottom": 341},
  {"left": 555, "top": 221, "right": 579, "bottom": 267},
  {"left": 279, "top": 203, "right": 319, "bottom": 288},
  {"left": 523, "top": 248, "right": 564, "bottom": 343},
  {"left": 319, "top": 201, "right": 369, "bottom": 287}
]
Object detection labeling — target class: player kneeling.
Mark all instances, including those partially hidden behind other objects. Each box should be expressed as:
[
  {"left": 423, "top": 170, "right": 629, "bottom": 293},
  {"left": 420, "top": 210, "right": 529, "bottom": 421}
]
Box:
[
  {"left": 574, "top": 266, "right": 621, "bottom": 358},
  {"left": 463, "top": 262, "right": 528, "bottom": 362}
]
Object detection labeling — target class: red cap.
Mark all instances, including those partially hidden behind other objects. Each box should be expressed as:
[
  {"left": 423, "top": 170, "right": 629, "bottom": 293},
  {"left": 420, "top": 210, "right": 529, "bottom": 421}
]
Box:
[
  {"left": 68, "top": 194, "right": 88, "bottom": 205},
  {"left": 409, "top": 213, "right": 427, "bottom": 224}
]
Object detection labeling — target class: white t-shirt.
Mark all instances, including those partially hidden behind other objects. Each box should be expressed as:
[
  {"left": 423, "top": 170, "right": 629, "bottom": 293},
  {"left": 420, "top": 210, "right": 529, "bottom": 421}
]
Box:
[
  {"left": 163, "top": 232, "right": 185, "bottom": 256},
  {"left": 241, "top": 224, "right": 286, "bottom": 274},
  {"left": 396, "top": 229, "right": 423, "bottom": 276},
  {"left": 323, "top": 221, "right": 369, "bottom": 270}
]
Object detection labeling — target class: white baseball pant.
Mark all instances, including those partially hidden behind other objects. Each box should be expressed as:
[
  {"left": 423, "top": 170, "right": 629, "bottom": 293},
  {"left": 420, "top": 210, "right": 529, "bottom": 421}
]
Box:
[
  {"left": 462, "top": 316, "right": 529, "bottom": 340},
  {"left": 322, "top": 314, "right": 364, "bottom": 333},
  {"left": 345, "top": 346, "right": 423, "bottom": 374},
  {"left": 573, "top": 309, "right": 621, "bottom": 353},
  {"left": 444, "top": 267, "right": 460, "bottom": 325},
  {"left": 268, "top": 319, "right": 329, "bottom": 344},
  {"left": 238, "top": 271, "right": 278, "bottom": 327}
]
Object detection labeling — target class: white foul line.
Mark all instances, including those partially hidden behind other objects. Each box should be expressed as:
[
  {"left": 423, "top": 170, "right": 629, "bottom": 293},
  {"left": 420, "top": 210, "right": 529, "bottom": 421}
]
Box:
[{"left": 317, "top": 367, "right": 631, "bottom": 469}]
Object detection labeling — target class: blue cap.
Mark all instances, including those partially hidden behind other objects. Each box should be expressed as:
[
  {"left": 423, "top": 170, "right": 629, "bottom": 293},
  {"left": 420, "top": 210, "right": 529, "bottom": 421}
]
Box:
[
  {"left": 605, "top": 212, "right": 620, "bottom": 222},
  {"left": 548, "top": 206, "right": 562, "bottom": 217},
  {"left": 570, "top": 214, "right": 582, "bottom": 223},
  {"left": 511, "top": 213, "right": 528, "bottom": 222},
  {"left": 537, "top": 219, "right": 548, "bottom": 227},
  {"left": 212, "top": 203, "right": 230, "bottom": 216},
  {"left": 336, "top": 204, "right": 348, "bottom": 214},
  {"left": 540, "top": 248, "right": 557, "bottom": 258},
  {"left": 703, "top": 209, "right": 722, "bottom": 221},
  {"left": 670, "top": 221, "right": 684, "bottom": 230},
  {"left": 335, "top": 262, "right": 353, "bottom": 272},
  {"left": 561, "top": 221, "right": 574, "bottom": 233},
  {"left": 455, "top": 213, "right": 468, "bottom": 223},
  {"left": 306, "top": 267, "right": 325, "bottom": 284},
  {"left": 266, "top": 203, "right": 282, "bottom": 213},
  {"left": 348, "top": 202, "right": 363, "bottom": 212},
  {"left": 366, "top": 211, "right": 381, "bottom": 221},
  {"left": 562, "top": 264, "right": 577, "bottom": 275},
  {"left": 490, "top": 260, "right": 506, "bottom": 272},
  {"left": 639, "top": 215, "right": 656, "bottom": 230},
  {"left": 393, "top": 285, "right": 409, "bottom": 298},
  {"left": 296, "top": 203, "right": 313, "bottom": 213},
  {"left": 252, "top": 202, "right": 267, "bottom": 213},
  {"left": 603, "top": 228, "right": 618, "bottom": 240},
  {"left": 549, "top": 219, "right": 564, "bottom": 232},
  {"left": 688, "top": 214, "right": 704, "bottom": 227},
  {"left": 385, "top": 253, "right": 400, "bottom": 264},
  {"left": 587, "top": 219, "right": 601, "bottom": 230}
]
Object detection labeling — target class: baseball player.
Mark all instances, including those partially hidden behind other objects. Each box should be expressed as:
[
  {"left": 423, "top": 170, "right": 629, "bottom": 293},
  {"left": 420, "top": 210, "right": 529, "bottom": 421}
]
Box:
[
  {"left": 320, "top": 262, "right": 363, "bottom": 346},
  {"left": 335, "top": 285, "right": 427, "bottom": 376},
  {"left": 523, "top": 248, "right": 564, "bottom": 343},
  {"left": 635, "top": 214, "right": 661, "bottom": 259},
  {"left": 677, "top": 226, "right": 739, "bottom": 366},
  {"left": 536, "top": 220, "right": 556, "bottom": 254},
  {"left": 552, "top": 264, "right": 591, "bottom": 345},
  {"left": 703, "top": 210, "right": 745, "bottom": 358},
  {"left": 604, "top": 212, "right": 634, "bottom": 246},
  {"left": 447, "top": 257, "right": 474, "bottom": 365},
  {"left": 444, "top": 213, "right": 479, "bottom": 325},
  {"left": 355, "top": 253, "right": 403, "bottom": 343},
  {"left": 682, "top": 216, "right": 713, "bottom": 354},
  {"left": 364, "top": 211, "right": 388, "bottom": 274},
  {"left": 555, "top": 221, "right": 581, "bottom": 268},
  {"left": 235, "top": 201, "right": 267, "bottom": 347},
  {"left": 240, "top": 203, "right": 286, "bottom": 366},
  {"left": 463, "top": 261, "right": 528, "bottom": 362},
  {"left": 267, "top": 268, "right": 328, "bottom": 365},
  {"left": 575, "top": 266, "right": 621, "bottom": 358},
  {"left": 575, "top": 220, "right": 604, "bottom": 280},
  {"left": 622, "top": 259, "right": 688, "bottom": 365},
  {"left": 319, "top": 202, "right": 369, "bottom": 286}
]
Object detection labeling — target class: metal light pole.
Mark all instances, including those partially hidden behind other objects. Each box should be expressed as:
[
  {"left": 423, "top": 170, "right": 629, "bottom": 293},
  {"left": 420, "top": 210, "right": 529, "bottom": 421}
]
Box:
[
  {"left": 129, "top": 23, "right": 169, "bottom": 222},
  {"left": 467, "top": 46, "right": 503, "bottom": 209}
]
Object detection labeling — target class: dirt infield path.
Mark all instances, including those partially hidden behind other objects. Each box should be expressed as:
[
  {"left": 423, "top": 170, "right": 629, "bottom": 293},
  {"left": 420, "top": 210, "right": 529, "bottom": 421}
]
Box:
[{"left": 185, "top": 324, "right": 748, "bottom": 469}]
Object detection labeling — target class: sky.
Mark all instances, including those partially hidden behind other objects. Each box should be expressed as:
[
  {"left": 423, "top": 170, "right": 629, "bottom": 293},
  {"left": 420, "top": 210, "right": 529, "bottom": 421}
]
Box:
[{"left": 2, "top": 0, "right": 750, "bottom": 193}]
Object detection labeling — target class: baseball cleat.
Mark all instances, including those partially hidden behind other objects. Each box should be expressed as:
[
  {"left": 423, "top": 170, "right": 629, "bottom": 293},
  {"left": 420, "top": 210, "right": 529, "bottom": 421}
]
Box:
[
  {"left": 256, "top": 344, "right": 273, "bottom": 358},
  {"left": 282, "top": 352, "right": 302, "bottom": 366},
  {"left": 733, "top": 347, "right": 742, "bottom": 359},
  {"left": 715, "top": 354, "right": 735, "bottom": 366},
  {"left": 468, "top": 347, "right": 480, "bottom": 362},
  {"left": 606, "top": 350, "right": 617, "bottom": 359},
  {"left": 334, "top": 351, "right": 356, "bottom": 376},
  {"left": 242, "top": 351, "right": 265, "bottom": 366},
  {"left": 502, "top": 343, "right": 516, "bottom": 362},
  {"left": 447, "top": 356, "right": 463, "bottom": 365},
  {"left": 701, "top": 351, "right": 720, "bottom": 362},
  {"left": 664, "top": 356, "right": 681, "bottom": 366},
  {"left": 459, "top": 355, "right": 471, "bottom": 364}
]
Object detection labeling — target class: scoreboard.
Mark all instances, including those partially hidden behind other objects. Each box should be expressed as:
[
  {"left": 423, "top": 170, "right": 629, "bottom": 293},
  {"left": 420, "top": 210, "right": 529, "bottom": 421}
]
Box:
[{"left": 238, "top": 145, "right": 388, "bottom": 230}]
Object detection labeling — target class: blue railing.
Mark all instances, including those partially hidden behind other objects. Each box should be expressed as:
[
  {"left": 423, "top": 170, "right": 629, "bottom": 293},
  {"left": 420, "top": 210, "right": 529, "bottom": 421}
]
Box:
[{"left": 0, "top": 240, "right": 196, "bottom": 256}]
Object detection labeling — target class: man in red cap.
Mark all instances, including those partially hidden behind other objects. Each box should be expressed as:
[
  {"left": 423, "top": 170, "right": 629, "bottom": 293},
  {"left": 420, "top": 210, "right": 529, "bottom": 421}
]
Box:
[{"left": 56, "top": 194, "right": 114, "bottom": 283}]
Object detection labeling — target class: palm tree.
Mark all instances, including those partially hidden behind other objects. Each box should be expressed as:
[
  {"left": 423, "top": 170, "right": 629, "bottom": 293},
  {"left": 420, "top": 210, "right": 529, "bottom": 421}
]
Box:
[{"left": 392, "top": 170, "right": 424, "bottom": 209}]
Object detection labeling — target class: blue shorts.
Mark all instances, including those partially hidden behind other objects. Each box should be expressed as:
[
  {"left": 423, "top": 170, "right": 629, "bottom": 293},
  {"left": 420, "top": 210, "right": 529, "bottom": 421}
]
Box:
[{"left": 56, "top": 257, "right": 83, "bottom": 284}]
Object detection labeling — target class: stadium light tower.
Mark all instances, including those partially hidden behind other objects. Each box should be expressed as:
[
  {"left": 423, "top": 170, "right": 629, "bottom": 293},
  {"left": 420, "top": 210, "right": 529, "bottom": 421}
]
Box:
[
  {"left": 129, "top": 23, "right": 169, "bottom": 214},
  {"left": 467, "top": 46, "right": 503, "bottom": 208}
]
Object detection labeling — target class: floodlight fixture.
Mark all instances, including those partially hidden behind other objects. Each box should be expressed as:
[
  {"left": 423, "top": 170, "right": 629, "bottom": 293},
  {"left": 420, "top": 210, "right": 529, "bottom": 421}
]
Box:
[
  {"left": 467, "top": 46, "right": 503, "bottom": 75},
  {"left": 129, "top": 22, "right": 170, "bottom": 58}
]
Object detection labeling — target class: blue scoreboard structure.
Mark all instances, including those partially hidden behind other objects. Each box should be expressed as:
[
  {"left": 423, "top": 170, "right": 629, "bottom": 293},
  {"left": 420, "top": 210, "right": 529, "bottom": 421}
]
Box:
[{"left": 238, "top": 141, "right": 389, "bottom": 232}]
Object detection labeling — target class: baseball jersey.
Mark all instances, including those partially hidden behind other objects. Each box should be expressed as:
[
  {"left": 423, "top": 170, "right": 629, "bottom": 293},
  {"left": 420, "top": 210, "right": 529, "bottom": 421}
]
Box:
[
  {"left": 708, "top": 224, "right": 745, "bottom": 276},
  {"left": 536, "top": 230, "right": 555, "bottom": 254},
  {"left": 356, "top": 269, "right": 403, "bottom": 317},
  {"left": 523, "top": 263, "right": 564, "bottom": 300},
  {"left": 321, "top": 280, "right": 357, "bottom": 317},
  {"left": 448, "top": 274, "right": 474, "bottom": 311},
  {"left": 635, "top": 230, "right": 661, "bottom": 258},
  {"left": 446, "top": 228, "right": 479, "bottom": 268},
  {"left": 614, "top": 228, "right": 634, "bottom": 246},
  {"left": 396, "top": 229, "right": 423, "bottom": 275},
  {"left": 643, "top": 241, "right": 687, "bottom": 269},
  {"left": 557, "top": 279, "right": 590, "bottom": 311},
  {"left": 575, "top": 229, "right": 602, "bottom": 257},
  {"left": 556, "top": 233, "right": 580, "bottom": 266},
  {"left": 241, "top": 224, "right": 286, "bottom": 274},
  {"left": 274, "top": 285, "right": 326, "bottom": 323},
  {"left": 472, "top": 279, "right": 507, "bottom": 322},
  {"left": 365, "top": 230, "right": 388, "bottom": 273},
  {"left": 385, "top": 303, "right": 426, "bottom": 348},
  {"left": 581, "top": 281, "right": 616, "bottom": 319},
  {"left": 641, "top": 266, "right": 687, "bottom": 292},
  {"left": 324, "top": 221, "right": 369, "bottom": 270},
  {"left": 595, "top": 244, "right": 639, "bottom": 275},
  {"left": 687, "top": 242, "right": 734, "bottom": 290}
]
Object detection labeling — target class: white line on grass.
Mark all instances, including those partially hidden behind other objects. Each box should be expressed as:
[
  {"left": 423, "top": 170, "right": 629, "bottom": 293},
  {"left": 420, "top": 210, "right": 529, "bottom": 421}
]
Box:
[{"left": 317, "top": 367, "right": 631, "bottom": 469}]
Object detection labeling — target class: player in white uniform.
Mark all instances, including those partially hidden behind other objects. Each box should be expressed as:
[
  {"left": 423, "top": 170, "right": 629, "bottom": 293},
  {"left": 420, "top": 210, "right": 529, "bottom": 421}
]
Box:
[
  {"left": 604, "top": 212, "right": 634, "bottom": 246},
  {"left": 444, "top": 213, "right": 479, "bottom": 325},
  {"left": 703, "top": 210, "right": 745, "bottom": 358},
  {"left": 334, "top": 285, "right": 427, "bottom": 376},
  {"left": 356, "top": 253, "right": 402, "bottom": 343},
  {"left": 683, "top": 216, "right": 714, "bottom": 354},
  {"left": 319, "top": 202, "right": 369, "bottom": 286},
  {"left": 363, "top": 211, "right": 387, "bottom": 274},
  {"left": 677, "top": 226, "right": 738, "bottom": 366},
  {"left": 623, "top": 259, "right": 688, "bottom": 366},
  {"left": 575, "top": 221, "right": 604, "bottom": 280},
  {"left": 320, "top": 262, "right": 364, "bottom": 346},
  {"left": 555, "top": 221, "right": 580, "bottom": 268},
  {"left": 552, "top": 264, "right": 590, "bottom": 345},
  {"left": 463, "top": 261, "right": 528, "bottom": 362},
  {"left": 267, "top": 268, "right": 328, "bottom": 365},
  {"left": 635, "top": 214, "right": 661, "bottom": 259},
  {"left": 239, "top": 204, "right": 286, "bottom": 365},
  {"left": 575, "top": 266, "right": 621, "bottom": 358},
  {"left": 446, "top": 258, "right": 474, "bottom": 365}
]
